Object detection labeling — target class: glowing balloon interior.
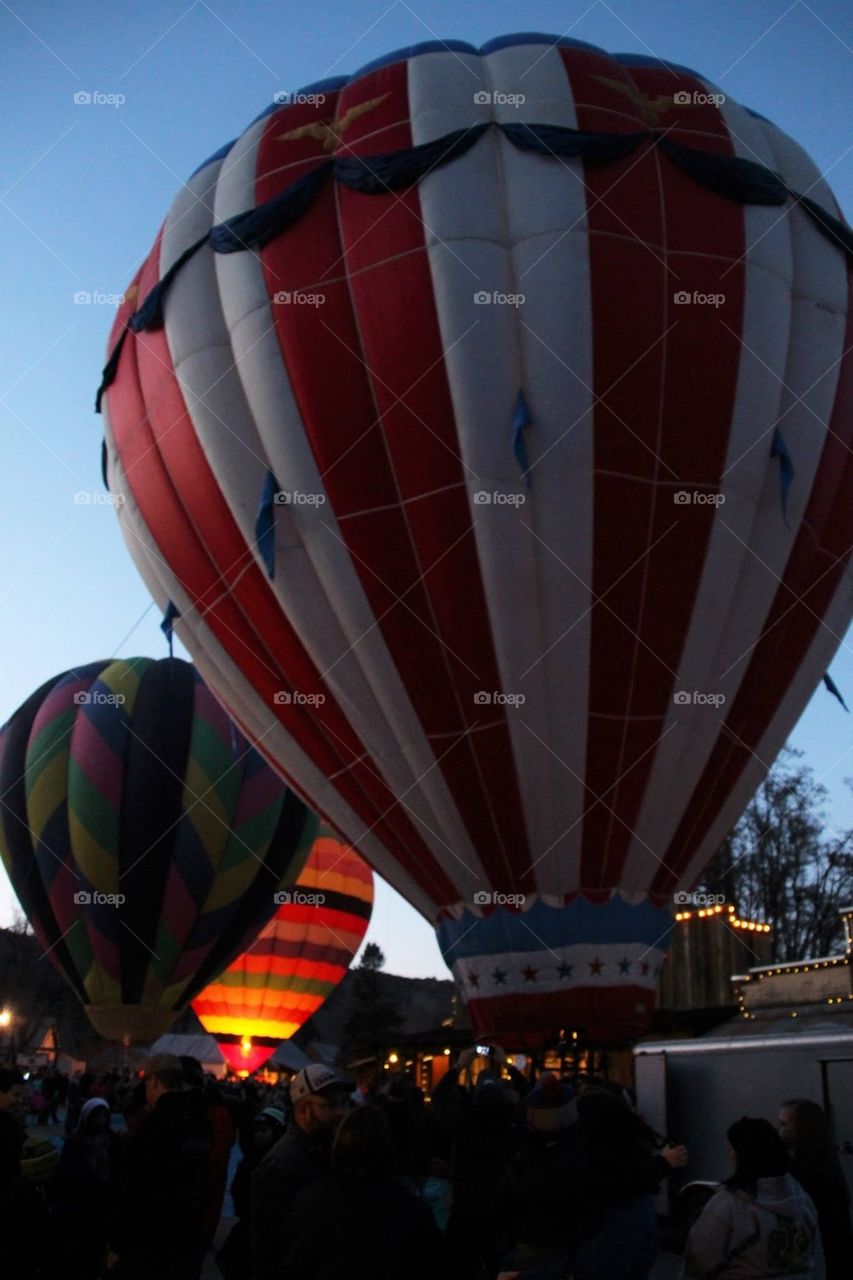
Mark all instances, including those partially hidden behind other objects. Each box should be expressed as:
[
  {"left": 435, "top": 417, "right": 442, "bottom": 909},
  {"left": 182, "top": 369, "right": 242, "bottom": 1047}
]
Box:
[{"left": 192, "top": 831, "right": 373, "bottom": 1071}]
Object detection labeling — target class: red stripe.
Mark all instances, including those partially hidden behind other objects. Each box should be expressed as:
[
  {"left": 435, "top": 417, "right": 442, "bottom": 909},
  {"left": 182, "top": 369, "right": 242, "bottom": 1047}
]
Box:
[
  {"left": 557, "top": 52, "right": 747, "bottom": 892},
  {"left": 258, "top": 61, "right": 532, "bottom": 895},
  {"left": 234, "top": 955, "right": 345, "bottom": 983},
  {"left": 467, "top": 985, "right": 657, "bottom": 1049},
  {"left": 652, "top": 274, "right": 853, "bottom": 895},
  {"left": 105, "top": 236, "right": 456, "bottom": 913},
  {"left": 300, "top": 838, "right": 374, "bottom": 891}
]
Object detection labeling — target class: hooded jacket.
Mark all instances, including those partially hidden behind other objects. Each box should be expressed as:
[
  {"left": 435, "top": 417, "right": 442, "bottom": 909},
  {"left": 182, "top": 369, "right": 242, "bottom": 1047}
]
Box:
[{"left": 685, "top": 1174, "right": 825, "bottom": 1279}]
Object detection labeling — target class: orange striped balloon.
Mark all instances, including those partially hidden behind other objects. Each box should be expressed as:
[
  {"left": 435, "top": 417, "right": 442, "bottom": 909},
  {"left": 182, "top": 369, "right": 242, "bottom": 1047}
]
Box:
[{"left": 192, "top": 830, "right": 373, "bottom": 1072}]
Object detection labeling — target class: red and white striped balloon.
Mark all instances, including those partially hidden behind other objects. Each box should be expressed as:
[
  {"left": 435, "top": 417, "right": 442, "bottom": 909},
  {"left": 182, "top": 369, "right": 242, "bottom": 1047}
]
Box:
[{"left": 100, "top": 35, "right": 852, "bottom": 1041}]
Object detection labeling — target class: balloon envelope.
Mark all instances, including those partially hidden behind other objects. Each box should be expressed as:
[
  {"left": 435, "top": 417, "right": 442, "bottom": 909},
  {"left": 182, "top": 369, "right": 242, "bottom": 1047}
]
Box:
[
  {"left": 0, "top": 658, "right": 317, "bottom": 1042},
  {"left": 100, "top": 36, "right": 853, "bottom": 1043},
  {"left": 192, "top": 830, "right": 373, "bottom": 1071}
]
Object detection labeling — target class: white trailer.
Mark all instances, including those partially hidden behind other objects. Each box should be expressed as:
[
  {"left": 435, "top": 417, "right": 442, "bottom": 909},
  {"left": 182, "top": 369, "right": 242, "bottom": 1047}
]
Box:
[{"left": 634, "top": 1029, "right": 853, "bottom": 1232}]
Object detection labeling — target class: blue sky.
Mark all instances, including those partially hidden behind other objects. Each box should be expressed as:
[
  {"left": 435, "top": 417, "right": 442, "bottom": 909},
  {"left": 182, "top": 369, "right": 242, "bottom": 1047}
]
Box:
[{"left": 1, "top": 0, "right": 852, "bottom": 978}]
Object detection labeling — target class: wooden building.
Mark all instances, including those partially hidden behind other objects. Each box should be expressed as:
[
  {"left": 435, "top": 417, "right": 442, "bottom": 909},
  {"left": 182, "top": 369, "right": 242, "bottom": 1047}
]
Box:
[{"left": 658, "top": 903, "right": 773, "bottom": 1012}]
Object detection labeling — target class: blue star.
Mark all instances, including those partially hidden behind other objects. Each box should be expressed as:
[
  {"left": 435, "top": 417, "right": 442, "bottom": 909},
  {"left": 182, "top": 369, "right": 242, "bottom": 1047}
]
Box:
[
  {"left": 618, "top": 957, "right": 631, "bottom": 975},
  {"left": 558, "top": 962, "right": 574, "bottom": 979},
  {"left": 492, "top": 968, "right": 507, "bottom": 985}
]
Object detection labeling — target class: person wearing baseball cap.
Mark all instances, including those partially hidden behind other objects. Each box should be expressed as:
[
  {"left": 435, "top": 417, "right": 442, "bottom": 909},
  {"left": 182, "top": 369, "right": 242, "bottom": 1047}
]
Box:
[{"left": 251, "top": 1065, "right": 352, "bottom": 1280}]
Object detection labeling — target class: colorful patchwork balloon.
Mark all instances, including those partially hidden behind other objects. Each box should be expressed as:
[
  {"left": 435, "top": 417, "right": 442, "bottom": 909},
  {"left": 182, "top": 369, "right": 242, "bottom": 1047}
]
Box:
[
  {"left": 0, "top": 657, "right": 317, "bottom": 1042},
  {"left": 98, "top": 35, "right": 853, "bottom": 1045},
  {"left": 192, "top": 830, "right": 373, "bottom": 1072}
]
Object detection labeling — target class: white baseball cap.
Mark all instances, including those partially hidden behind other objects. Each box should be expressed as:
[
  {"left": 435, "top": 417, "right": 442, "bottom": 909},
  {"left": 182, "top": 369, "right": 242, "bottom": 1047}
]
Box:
[{"left": 290, "top": 1064, "right": 353, "bottom": 1106}]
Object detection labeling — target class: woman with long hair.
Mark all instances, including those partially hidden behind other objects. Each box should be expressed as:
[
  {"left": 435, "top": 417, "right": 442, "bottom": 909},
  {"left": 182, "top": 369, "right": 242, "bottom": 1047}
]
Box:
[
  {"left": 685, "top": 1117, "right": 824, "bottom": 1278},
  {"left": 779, "top": 1098, "right": 853, "bottom": 1280}
]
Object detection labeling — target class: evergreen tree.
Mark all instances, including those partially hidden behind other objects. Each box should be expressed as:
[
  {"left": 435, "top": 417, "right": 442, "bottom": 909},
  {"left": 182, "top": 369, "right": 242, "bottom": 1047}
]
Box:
[{"left": 339, "top": 942, "right": 403, "bottom": 1063}]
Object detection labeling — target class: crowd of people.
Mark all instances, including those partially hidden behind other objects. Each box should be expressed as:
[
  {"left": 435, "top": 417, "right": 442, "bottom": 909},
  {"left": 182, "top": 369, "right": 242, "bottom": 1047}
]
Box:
[{"left": 0, "top": 1049, "right": 850, "bottom": 1280}]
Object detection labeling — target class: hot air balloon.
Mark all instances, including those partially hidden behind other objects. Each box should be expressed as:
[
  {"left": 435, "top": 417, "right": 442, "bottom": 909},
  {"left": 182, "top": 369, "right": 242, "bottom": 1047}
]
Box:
[
  {"left": 98, "top": 36, "right": 853, "bottom": 1046},
  {"left": 0, "top": 658, "right": 317, "bottom": 1042},
  {"left": 192, "top": 829, "right": 373, "bottom": 1072}
]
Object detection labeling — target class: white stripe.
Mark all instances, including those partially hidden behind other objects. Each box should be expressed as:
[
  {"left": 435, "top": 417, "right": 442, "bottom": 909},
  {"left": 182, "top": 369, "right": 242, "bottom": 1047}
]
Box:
[
  {"left": 102, "top": 438, "right": 443, "bottom": 918},
  {"left": 678, "top": 560, "right": 853, "bottom": 890},
  {"left": 449, "top": 940, "right": 665, "bottom": 1001},
  {"left": 622, "top": 97, "right": 848, "bottom": 893},
  {"left": 209, "top": 106, "right": 490, "bottom": 904},
  {"left": 411, "top": 43, "right": 594, "bottom": 897}
]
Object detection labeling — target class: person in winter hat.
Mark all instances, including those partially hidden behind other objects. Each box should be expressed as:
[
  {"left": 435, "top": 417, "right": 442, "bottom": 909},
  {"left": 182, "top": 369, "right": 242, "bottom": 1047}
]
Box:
[
  {"left": 497, "top": 1075, "right": 588, "bottom": 1280},
  {"left": 218, "top": 1107, "right": 286, "bottom": 1280},
  {"left": 524, "top": 1072, "right": 577, "bottom": 1132},
  {"left": 685, "top": 1117, "right": 825, "bottom": 1279},
  {"left": 53, "top": 1097, "right": 119, "bottom": 1280}
]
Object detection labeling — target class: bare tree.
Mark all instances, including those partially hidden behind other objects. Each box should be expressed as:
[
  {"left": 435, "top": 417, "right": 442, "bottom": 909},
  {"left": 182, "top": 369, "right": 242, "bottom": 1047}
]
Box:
[
  {"left": 701, "top": 748, "right": 853, "bottom": 961},
  {"left": 0, "top": 916, "right": 93, "bottom": 1062}
]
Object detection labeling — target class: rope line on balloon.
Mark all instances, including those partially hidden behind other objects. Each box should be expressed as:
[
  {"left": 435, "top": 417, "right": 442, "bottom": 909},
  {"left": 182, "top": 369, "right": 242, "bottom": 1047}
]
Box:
[
  {"left": 94, "top": 117, "right": 853, "bottom": 412},
  {"left": 96, "top": 114, "right": 852, "bottom": 712}
]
